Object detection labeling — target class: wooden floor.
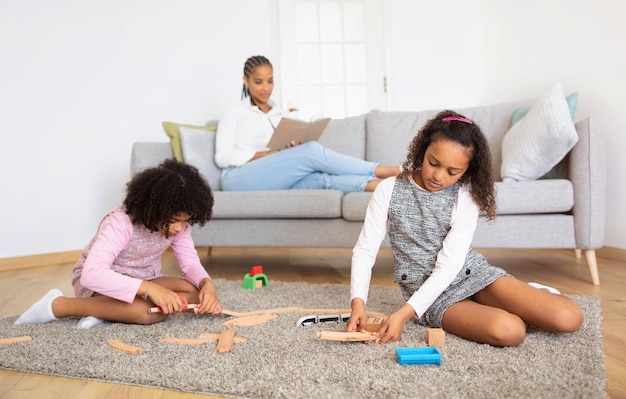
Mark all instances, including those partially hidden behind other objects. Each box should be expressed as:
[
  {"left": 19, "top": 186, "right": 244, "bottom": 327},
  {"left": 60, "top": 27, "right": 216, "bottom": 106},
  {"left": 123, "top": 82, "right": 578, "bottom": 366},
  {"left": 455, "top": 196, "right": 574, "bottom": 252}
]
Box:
[{"left": 0, "top": 247, "right": 624, "bottom": 398}]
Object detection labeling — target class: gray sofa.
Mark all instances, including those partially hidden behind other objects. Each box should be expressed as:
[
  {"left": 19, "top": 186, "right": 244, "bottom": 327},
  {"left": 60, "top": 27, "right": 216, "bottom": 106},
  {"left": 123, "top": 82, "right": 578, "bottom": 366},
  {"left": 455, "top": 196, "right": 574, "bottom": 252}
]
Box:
[{"left": 131, "top": 99, "right": 606, "bottom": 285}]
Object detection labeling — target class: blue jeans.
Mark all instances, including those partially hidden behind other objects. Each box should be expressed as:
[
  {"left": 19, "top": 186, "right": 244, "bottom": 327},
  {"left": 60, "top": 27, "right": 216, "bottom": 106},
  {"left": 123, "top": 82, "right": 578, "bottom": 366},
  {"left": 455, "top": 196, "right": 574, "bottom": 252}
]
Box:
[{"left": 222, "top": 141, "right": 378, "bottom": 193}]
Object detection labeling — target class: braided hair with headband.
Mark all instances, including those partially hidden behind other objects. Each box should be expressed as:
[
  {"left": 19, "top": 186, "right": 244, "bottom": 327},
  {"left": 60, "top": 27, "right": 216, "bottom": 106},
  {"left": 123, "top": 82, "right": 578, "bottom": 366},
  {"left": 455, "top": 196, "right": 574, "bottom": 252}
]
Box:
[
  {"left": 400, "top": 110, "right": 497, "bottom": 220},
  {"left": 241, "top": 55, "right": 272, "bottom": 99}
]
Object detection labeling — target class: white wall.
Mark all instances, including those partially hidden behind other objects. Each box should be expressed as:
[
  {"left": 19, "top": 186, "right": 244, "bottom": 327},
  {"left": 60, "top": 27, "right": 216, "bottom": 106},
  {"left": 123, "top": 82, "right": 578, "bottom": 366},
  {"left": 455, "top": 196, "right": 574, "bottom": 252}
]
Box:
[
  {"left": 385, "top": 0, "right": 626, "bottom": 250},
  {"left": 0, "top": 0, "right": 275, "bottom": 257},
  {"left": 1, "top": 0, "right": 624, "bottom": 258}
]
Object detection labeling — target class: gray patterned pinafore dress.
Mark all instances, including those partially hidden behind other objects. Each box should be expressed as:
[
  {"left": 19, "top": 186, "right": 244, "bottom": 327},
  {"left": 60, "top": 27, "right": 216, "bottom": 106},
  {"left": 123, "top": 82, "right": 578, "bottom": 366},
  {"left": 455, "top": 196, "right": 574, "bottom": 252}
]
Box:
[{"left": 389, "top": 177, "right": 509, "bottom": 327}]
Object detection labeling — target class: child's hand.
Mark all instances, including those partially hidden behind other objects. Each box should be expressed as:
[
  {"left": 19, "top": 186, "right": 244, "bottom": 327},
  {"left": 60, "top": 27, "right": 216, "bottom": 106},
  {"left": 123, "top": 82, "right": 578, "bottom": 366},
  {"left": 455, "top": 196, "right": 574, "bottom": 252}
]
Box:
[
  {"left": 195, "top": 278, "right": 222, "bottom": 315},
  {"left": 148, "top": 284, "right": 186, "bottom": 314},
  {"left": 373, "top": 304, "right": 416, "bottom": 344},
  {"left": 346, "top": 298, "right": 368, "bottom": 332}
]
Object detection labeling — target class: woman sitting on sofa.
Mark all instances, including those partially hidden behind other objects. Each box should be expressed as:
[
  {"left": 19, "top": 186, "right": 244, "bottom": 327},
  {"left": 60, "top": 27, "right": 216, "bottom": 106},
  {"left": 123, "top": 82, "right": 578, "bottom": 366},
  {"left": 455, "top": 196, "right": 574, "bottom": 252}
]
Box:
[{"left": 214, "top": 55, "right": 399, "bottom": 194}]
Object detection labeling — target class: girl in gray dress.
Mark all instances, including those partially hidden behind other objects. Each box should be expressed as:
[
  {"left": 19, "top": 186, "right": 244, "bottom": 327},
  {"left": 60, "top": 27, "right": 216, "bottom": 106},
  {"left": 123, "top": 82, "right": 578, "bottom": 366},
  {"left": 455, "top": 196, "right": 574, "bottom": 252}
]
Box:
[{"left": 348, "top": 110, "right": 583, "bottom": 346}]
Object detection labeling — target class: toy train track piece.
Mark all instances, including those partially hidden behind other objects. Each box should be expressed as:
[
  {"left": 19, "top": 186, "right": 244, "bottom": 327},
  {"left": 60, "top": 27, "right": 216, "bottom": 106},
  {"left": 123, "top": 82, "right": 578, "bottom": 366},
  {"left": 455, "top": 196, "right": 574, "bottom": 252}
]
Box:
[
  {"left": 160, "top": 334, "right": 247, "bottom": 345},
  {"left": 223, "top": 313, "right": 278, "bottom": 327},
  {"left": 107, "top": 338, "right": 142, "bottom": 354},
  {"left": 215, "top": 329, "right": 237, "bottom": 353},
  {"left": 0, "top": 336, "right": 32, "bottom": 345},
  {"left": 315, "top": 331, "right": 379, "bottom": 342}
]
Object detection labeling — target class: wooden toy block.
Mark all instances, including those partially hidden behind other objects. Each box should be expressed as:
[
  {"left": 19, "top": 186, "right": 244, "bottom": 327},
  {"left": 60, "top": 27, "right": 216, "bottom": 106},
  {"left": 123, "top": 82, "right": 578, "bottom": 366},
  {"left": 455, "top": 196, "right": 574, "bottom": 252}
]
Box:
[
  {"left": 315, "top": 331, "right": 378, "bottom": 342},
  {"left": 107, "top": 338, "right": 142, "bottom": 354},
  {"left": 0, "top": 336, "right": 32, "bottom": 345},
  {"left": 366, "top": 317, "right": 385, "bottom": 332},
  {"left": 148, "top": 295, "right": 194, "bottom": 313},
  {"left": 396, "top": 347, "right": 441, "bottom": 365},
  {"left": 161, "top": 334, "right": 246, "bottom": 346},
  {"left": 149, "top": 303, "right": 198, "bottom": 313},
  {"left": 223, "top": 313, "right": 278, "bottom": 327},
  {"left": 199, "top": 333, "right": 246, "bottom": 344},
  {"left": 215, "top": 329, "right": 237, "bottom": 353},
  {"left": 160, "top": 336, "right": 214, "bottom": 345},
  {"left": 426, "top": 328, "right": 445, "bottom": 346}
]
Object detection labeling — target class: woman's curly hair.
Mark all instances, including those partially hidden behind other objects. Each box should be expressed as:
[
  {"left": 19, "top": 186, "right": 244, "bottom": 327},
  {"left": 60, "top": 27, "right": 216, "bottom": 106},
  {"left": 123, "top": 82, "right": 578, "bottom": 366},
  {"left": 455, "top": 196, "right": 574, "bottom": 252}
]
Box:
[
  {"left": 123, "top": 159, "right": 214, "bottom": 236},
  {"left": 400, "top": 110, "right": 497, "bottom": 220}
]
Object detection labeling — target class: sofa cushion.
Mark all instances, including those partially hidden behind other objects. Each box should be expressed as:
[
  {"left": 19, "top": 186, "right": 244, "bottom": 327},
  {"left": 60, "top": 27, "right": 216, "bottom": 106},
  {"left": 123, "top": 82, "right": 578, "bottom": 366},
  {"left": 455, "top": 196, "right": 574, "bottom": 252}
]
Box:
[
  {"left": 211, "top": 190, "right": 343, "bottom": 219},
  {"left": 179, "top": 126, "right": 222, "bottom": 190},
  {"left": 494, "top": 179, "right": 573, "bottom": 215},
  {"left": 342, "top": 192, "right": 375, "bottom": 221},
  {"left": 341, "top": 180, "right": 573, "bottom": 222},
  {"left": 365, "top": 101, "right": 529, "bottom": 181},
  {"left": 365, "top": 109, "right": 435, "bottom": 166},
  {"left": 512, "top": 91, "right": 578, "bottom": 125},
  {"left": 131, "top": 142, "right": 174, "bottom": 174},
  {"left": 501, "top": 83, "right": 578, "bottom": 182},
  {"left": 162, "top": 121, "right": 218, "bottom": 161},
  {"left": 318, "top": 114, "right": 366, "bottom": 159}
]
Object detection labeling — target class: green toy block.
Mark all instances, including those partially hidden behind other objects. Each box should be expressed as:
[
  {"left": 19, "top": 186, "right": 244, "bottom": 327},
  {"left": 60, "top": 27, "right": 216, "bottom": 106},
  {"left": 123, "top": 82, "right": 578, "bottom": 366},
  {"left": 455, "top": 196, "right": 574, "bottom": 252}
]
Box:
[{"left": 242, "top": 272, "right": 268, "bottom": 290}]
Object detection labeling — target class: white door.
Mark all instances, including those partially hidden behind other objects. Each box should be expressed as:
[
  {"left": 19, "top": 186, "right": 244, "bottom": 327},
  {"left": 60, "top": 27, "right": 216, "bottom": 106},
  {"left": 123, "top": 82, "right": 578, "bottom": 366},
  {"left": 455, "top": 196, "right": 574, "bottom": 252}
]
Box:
[{"left": 277, "top": 0, "right": 387, "bottom": 120}]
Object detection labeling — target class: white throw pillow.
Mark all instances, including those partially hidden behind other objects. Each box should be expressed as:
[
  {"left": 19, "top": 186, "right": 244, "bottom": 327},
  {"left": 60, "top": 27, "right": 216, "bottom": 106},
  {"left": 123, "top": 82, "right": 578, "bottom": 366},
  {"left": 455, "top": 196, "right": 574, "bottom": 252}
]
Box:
[
  {"left": 500, "top": 83, "right": 579, "bottom": 182},
  {"left": 179, "top": 126, "right": 222, "bottom": 190}
]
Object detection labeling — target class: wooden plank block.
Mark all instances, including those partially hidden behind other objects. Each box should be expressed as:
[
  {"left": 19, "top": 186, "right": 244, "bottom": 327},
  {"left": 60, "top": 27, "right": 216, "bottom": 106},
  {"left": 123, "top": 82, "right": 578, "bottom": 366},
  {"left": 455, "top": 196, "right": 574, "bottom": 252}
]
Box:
[
  {"left": 161, "top": 334, "right": 246, "bottom": 345},
  {"left": 215, "top": 329, "right": 237, "bottom": 353},
  {"left": 0, "top": 336, "right": 32, "bottom": 345},
  {"left": 160, "top": 337, "right": 213, "bottom": 345},
  {"left": 223, "top": 313, "right": 278, "bottom": 327},
  {"left": 315, "top": 331, "right": 378, "bottom": 342},
  {"left": 148, "top": 304, "right": 198, "bottom": 314},
  {"left": 199, "top": 333, "right": 246, "bottom": 344},
  {"left": 106, "top": 338, "right": 142, "bottom": 354},
  {"left": 221, "top": 307, "right": 302, "bottom": 317}
]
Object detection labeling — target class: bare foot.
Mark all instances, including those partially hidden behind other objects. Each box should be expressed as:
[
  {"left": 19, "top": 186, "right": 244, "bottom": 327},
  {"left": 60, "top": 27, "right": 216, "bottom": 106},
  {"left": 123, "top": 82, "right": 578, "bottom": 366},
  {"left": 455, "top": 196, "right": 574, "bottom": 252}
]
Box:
[{"left": 364, "top": 179, "right": 383, "bottom": 191}]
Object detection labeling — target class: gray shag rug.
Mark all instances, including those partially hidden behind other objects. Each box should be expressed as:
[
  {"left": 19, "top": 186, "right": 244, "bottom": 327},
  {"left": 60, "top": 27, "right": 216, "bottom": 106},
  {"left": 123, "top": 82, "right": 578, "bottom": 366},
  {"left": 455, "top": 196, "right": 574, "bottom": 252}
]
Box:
[{"left": 0, "top": 279, "right": 607, "bottom": 398}]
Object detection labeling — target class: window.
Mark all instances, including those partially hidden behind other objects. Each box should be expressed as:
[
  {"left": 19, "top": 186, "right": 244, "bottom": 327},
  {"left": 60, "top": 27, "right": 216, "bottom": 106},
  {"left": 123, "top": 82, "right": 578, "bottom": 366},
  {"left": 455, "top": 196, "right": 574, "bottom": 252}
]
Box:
[{"left": 277, "top": 0, "right": 386, "bottom": 120}]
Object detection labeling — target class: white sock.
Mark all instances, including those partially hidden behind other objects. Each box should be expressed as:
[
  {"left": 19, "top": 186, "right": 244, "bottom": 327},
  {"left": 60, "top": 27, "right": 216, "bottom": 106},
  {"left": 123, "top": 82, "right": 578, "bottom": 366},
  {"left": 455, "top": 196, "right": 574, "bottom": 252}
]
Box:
[
  {"left": 14, "top": 288, "right": 63, "bottom": 324},
  {"left": 528, "top": 282, "right": 561, "bottom": 295},
  {"left": 77, "top": 316, "right": 105, "bottom": 330}
]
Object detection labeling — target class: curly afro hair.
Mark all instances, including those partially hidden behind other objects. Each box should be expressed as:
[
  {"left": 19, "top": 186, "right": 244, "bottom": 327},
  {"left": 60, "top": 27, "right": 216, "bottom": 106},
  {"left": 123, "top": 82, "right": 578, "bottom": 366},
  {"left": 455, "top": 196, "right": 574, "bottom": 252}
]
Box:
[
  {"left": 123, "top": 159, "right": 214, "bottom": 236},
  {"left": 400, "top": 110, "right": 497, "bottom": 220}
]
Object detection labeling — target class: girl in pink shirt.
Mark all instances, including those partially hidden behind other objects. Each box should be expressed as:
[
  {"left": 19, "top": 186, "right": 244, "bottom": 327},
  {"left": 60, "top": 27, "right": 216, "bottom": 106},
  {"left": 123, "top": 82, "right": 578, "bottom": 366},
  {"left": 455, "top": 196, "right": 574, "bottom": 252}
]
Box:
[{"left": 15, "top": 159, "right": 222, "bottom": 329}]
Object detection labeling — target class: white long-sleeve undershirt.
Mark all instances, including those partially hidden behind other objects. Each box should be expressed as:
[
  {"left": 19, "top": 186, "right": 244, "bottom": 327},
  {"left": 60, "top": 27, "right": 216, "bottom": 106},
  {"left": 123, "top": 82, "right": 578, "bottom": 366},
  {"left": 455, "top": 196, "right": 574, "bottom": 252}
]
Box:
[{"left": 350, "top": 176, "right": 480, "bottom": 318}]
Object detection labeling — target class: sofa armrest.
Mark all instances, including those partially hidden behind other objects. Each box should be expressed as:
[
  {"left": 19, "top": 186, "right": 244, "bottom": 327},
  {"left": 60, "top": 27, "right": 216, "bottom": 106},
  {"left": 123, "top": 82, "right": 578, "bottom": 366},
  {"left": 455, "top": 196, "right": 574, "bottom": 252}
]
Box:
[
  {"left": 569, "top": 117, "right": 606, "bottom": 249},
  {"left": 130, "top": 142, "right": 174, "bottom": 175}
]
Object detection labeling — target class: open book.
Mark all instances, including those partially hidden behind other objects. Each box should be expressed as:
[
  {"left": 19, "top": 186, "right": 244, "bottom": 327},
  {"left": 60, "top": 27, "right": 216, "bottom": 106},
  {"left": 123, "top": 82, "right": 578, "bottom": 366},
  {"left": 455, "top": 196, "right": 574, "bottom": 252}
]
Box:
[{"left": 266, "top": 117, "right": 331, "bottom": 150}]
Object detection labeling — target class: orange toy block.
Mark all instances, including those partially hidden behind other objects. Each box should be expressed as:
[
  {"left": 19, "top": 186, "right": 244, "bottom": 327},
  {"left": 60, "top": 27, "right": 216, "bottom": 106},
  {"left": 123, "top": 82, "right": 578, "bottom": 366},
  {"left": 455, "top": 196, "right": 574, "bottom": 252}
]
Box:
[{"left": 426, "top": 328, "right": 445, "bottom": 346}]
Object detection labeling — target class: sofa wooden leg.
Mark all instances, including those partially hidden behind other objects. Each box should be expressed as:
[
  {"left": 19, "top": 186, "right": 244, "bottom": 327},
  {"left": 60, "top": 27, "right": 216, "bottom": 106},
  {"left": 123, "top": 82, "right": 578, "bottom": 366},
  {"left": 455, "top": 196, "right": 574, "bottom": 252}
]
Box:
[
  {"left": 574, "top": 249, "right": 582, "bottom": 259},
  {"left": 584, "top": 249, "right": 600, "bottom": 286}
]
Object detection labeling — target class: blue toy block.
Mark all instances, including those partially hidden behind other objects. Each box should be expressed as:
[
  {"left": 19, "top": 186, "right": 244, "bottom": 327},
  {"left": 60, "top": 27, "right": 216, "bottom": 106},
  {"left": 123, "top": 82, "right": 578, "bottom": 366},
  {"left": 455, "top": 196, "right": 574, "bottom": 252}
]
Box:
[{"left": 396, "top": 347, "right": 442, "bottom": 365}]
